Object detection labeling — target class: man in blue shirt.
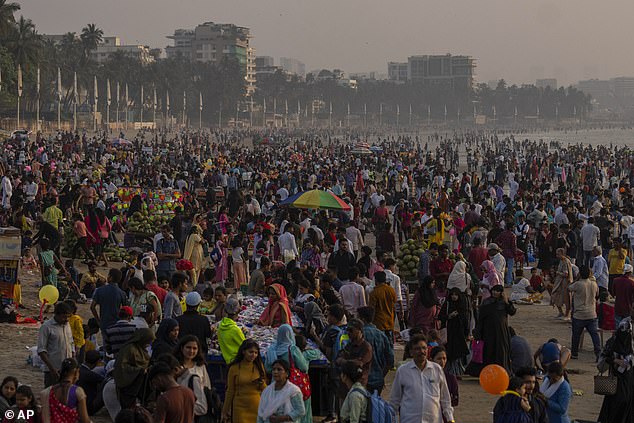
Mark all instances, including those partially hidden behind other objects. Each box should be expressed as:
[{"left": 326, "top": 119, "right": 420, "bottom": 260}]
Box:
[
  {"left": 358, "top": 306, "right": 394, "bottom": 394},
  {"left": 90, "top": 269, "right": 127, "bottom": 349},
  {"left": 155, "top": 225, "right": 181, "bottom": 280}
]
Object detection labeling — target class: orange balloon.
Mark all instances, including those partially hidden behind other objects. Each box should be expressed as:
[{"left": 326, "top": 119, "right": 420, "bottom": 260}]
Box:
[{"left": 479, "top": 364, "right": 510, "bottom": 395}]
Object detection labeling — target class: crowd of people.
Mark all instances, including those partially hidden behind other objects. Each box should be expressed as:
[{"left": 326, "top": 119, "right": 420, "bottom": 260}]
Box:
[{"left": 0, "top": 126, "right": 632, "bottom": 423}]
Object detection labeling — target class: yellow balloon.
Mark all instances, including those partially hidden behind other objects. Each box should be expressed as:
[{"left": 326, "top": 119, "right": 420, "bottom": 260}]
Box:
[{"left": 39, "top": 285, "right": 59, "bottom": 304}]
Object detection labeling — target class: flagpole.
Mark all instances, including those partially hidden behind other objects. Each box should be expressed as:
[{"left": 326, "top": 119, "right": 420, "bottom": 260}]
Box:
[
  {"left": 236, "top": 102, "right": 239, "bottom": 128},
  {"left": 329, "top": 102, "right": 332, "bottom": 129},
  {"left": 199, "top": 92, "right": 203, "bottom": 130},
  {"left": 297, "top": 100, "right": 300, "bottom": 127},
  {"left": 379, "top": 103, "right": 382, "bottom": 127},
  {"left": 115, "top": 81, "right": 119, "bottom": 132},
  {"left": 153, "top": 87, "right": 157, "bottom": 128},
  {"left": 250, "top": 97, "right": 254, "bottom": 127},
  {"left": 93, "top": 76, "right": 98, "bottom": 132},
  {"left": 364, "top": 103, "right": 367, "bottom": 128},
  {"left": 409, "top": 104, "right": 412, "bottom": 127},
  {"left": 36, "top": 66, "right": 40, "bottom": 132},
  {"left": 125, "top": 83, "right": 129, "bottom": 130},
  {"left": 57, "top": 67, "right": 61, "bottom": 130},
  {"left": 106, "top": 79, "right": 111, "bottom": 133},
  {"left": 218, "top": 101, "right": 222, "bottom": 128},
  {"left": 182, "top": 90, "right": 186, "bottom": 127},
  {"left": 16, "top": 64, "right": 22, "bottom": 130},
  {"left": 140, "top": 85, "right": 144, "bottom": 126},
  {"left": 396, "top": 104, "right": 400, "bottom": 128},
  {"left": 73, "top": 72, "right": 78, "bottom": 131}
]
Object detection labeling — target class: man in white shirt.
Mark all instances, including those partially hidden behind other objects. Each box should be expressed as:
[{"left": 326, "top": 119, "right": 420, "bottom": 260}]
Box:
[
  {"left": 278, "top": 226, "right": 299, "bottom": 263},
  {"left": 276, "top": 185, "right": 289, "bottom": 201},
  {"left": 390, "top": 335, "right": 455, "bottom": 423},
  {"left": 345, "top": 221, "right": 364, "bottom": 258},
  {"left": 580, "top": 218, "right": 601, "bottom": 267},
  {"left": 591, "top": 246, "right": 609, "bottom": 294},
  {"left": 1, "top": 174, "right": 12, "bottom": 209},
  {"left": 383, "top": 258, "right": 403, "bottom": 321}
]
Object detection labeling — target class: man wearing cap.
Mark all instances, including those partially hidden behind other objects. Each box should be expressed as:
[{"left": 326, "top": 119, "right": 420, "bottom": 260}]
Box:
[
  {"left": 103, "top": 306, "right": 137, "bottom": 357},
  {"left": 217, "top": 297, "right": 246, "bottom": 364},
  {"left": 612, "top": 264, "right": 634, "bottom": 326},
  {"left": 488, "top": 243, "right": 506, "bottom": 285},
  {"left": 176, "top": 292, "right": 213, "bottom": 355}
]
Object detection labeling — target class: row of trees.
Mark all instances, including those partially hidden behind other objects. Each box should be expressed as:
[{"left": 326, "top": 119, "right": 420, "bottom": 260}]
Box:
[{"left": 0, "top": 0, "right": 592, "bottom": 128}]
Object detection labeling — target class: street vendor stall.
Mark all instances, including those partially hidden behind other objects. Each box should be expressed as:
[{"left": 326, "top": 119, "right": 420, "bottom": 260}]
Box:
[
  {"left": 206, "top": 295, "right": 330, "bottom": 416},
  {"left": 116, "top": 187, "right": 183, "bottom": 250},
  {"left": 0, "top": 227, "right": 21, "bottom": 309}
]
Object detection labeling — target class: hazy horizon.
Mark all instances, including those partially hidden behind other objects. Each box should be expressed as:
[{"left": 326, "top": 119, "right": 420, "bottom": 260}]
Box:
[{"left": 18, "top": 0, "right": 634, "bottom": 86}]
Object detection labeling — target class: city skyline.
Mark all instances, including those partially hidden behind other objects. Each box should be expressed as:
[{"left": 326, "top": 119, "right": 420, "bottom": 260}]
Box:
[{"left": 18, "top": 0, "right": 634, "bottom": 86}]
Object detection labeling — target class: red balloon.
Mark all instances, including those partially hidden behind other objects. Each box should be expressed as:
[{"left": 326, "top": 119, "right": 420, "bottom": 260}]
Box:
[{"left": 479, "top": 364, "right": 510, "bottom": 395}]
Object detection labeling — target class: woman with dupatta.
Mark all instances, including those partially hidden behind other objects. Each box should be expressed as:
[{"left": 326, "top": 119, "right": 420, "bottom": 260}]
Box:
[
  {"left": 265, "top": 325, "right": 313, "bottom": 423},
  {"left": 258, "top": 284, "right": 293, "bottom": 327},
  {"left": 551, "top": 248, "right": 573, "bottom": 319},
  {"left": 183, "top": 224, "right": 206, "bottom": 284},
  {"left": 212, "top": 237, "right": 229, "bottom": 284},
  {"left": 113, "top": 328, "right": 155, "bottom": 408}
]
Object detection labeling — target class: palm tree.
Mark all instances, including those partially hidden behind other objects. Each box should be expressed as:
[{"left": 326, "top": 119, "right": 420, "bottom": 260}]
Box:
[
  {"left": 8, "top": 15, "right": 40, "bottom": 68},
  {"left": 0, "top": 0, "right": 20, "bottom": 38},
  {"left": 80, "top": 23, "right": 103, "bottom": 58}
]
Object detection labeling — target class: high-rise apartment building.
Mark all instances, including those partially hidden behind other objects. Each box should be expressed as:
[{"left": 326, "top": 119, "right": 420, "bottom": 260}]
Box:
[
  {"left": 388, "top": 62, "right": 408, "bottom": 82},
  {"left": 406, "top": 54, "right": 475, "bottom": 91},
  {"left": 279, "top": 57, "right": 306, "bottom": 77},
  {"left": 166, "top": 22, "right": 256, "bottom": 96}
]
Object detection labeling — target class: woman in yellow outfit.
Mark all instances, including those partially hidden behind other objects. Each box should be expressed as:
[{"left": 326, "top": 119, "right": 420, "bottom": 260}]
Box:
[
  {"left": 222, "top": 339, "right": 267, "bottom": 423},
  {"left": 426, "top": 207, "right": 446, "bottom": 245}
]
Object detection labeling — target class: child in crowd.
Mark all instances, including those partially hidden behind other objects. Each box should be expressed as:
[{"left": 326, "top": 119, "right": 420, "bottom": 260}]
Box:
[
  {"left": 198, "top": 287, "right": 216, "bottom": 315},
  {"left": 65, "top": 299, "right": 85, "bottom": 362},
  {"left": 21, "top": 248, "right": 37, "bottom": 272},
  {"left": 5, "top": 384, "right": 39, "bottom": 423},
  {"left": 493, "top": 376, "right": 532, "bottom": 423},
  {"left": 529, "top": 268, "right": 545, "bottom": 293}
]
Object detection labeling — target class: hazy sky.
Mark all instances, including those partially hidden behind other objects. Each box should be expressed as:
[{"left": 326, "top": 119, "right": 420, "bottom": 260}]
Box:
[{"left": 19, "top": 0, "right": 634, "bottom": 86}]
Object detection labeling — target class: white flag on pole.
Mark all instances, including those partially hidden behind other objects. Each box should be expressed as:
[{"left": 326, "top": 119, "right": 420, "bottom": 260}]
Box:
[
  {"left": 17, "top": 64, "right": 22, "bottom": 97},
  {"left": 36, "top": 66, "right": 40, "bottom": 98},
  {"left": 57, "top": 67, "right": 62, "bottom": 101},
  {"left": 94, "top": 76, "right": 98, "bottom": 105},
  {"left": 153, "top": 87, "right": 157, "bottom": 111},
  {"left": 199, "top": 92, "right": 203, "bottom": 111},
  {"left": 73, "top": 72, "right": 78, "bottom": 104},
  {"left": 107, "top": 79, "right": 111, "bottom": 106}
]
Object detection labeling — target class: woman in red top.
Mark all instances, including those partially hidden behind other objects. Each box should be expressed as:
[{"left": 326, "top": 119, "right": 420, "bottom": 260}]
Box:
[{"left": 430, "top": 245, "right": 454, "bottom": 294}]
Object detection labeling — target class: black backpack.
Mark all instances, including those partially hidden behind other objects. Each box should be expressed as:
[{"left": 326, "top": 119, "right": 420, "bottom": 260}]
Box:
[{"left": 187, "top": 374, "right": 223, "bottom": 423}]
